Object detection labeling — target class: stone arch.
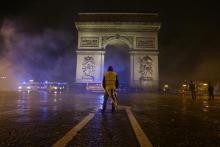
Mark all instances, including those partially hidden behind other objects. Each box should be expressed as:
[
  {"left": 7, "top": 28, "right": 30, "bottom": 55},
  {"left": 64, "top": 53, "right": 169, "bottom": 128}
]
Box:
[
  {"left": 74, "top": 13, "right": 161, "bottom": 89},
  {"left": 104, "top": 38, "right": 131, "bottom": 84}
]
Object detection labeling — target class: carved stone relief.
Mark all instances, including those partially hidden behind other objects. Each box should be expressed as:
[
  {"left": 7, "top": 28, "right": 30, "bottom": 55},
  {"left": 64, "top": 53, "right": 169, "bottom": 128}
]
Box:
[
  {"left": 81, "top": 56, "right": 95, "bottom": 81},
  {"left": 136, "top": 37, "right": 155, "bottom": 48},
  {"left": 139, "top": 56, "right": 153, "bottom": 80},
  {"left": 80, "top": 37, "right": 99, "bottom": 47}
]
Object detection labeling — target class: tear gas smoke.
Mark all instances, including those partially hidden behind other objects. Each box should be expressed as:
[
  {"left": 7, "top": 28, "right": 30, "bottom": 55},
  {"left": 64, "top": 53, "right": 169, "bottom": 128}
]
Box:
[{"left": 0, "top": 19, "right": 75, "bottom": 90}]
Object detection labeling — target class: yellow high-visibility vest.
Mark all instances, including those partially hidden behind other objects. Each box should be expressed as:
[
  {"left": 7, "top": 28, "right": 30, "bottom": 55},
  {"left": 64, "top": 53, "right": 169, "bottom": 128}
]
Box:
[{"left": 104, "top": 71, "right": 117, "bottom": 89}]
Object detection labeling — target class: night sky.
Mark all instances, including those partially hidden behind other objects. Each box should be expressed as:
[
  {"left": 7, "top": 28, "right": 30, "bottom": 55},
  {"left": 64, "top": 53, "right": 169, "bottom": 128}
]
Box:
[{"left": 0, "top": 0, "right": 220, "bottom": 85}]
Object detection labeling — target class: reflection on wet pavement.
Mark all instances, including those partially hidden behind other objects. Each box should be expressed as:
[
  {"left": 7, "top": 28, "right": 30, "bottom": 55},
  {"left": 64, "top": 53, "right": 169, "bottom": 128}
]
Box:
[
  {"left": 122, "top": 94, "right": 220, "bottom": 147},
  {"left": 0, "top": 91, "right": 220, "bottom": 146},
  {"left": 68, "top": 110, "right": 139, "bottom": 147},
  {"left": 0, "top": 91, "right": 102, "bottom": 146}
]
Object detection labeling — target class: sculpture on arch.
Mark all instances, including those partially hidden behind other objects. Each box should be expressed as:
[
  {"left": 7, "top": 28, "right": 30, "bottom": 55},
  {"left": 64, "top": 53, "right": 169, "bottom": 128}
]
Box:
[
  {"left": 139, "top": 56, "right": 153, "bottom": 80},
  {"left": 81, "top": 56, "right": 95, "bottom": 81}
]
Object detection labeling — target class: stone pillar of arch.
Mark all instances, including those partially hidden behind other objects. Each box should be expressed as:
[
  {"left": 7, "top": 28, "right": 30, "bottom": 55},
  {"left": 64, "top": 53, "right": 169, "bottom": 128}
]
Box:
[{"left": 75, "top": 13, "right": 161, "bottom": 89}]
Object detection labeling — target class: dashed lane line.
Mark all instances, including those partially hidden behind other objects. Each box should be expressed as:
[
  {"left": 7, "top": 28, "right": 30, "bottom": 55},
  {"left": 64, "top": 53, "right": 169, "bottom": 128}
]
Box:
[
  {"left": 125, "top": 107, "right": 153, "bottom": 147},
  {"left": 52, "top": 112, "right": 96, "bottom": 147}
]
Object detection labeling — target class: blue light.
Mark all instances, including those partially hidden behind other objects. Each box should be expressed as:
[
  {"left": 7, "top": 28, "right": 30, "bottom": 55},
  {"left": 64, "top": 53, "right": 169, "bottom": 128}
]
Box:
[{"left": 98, "top": 94, "right": 104, "bottom": 109}]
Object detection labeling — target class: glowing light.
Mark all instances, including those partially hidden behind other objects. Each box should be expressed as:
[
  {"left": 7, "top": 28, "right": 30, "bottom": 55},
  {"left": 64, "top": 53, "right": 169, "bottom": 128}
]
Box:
[
  {"left": 164, "top": 84, "right": 169, "bottom": 88},
  {"left": 98, "top": 94, "right": 104, "bottom": 109},
  {"left": 18, "top": 86, "right": 22, "bottom": 89},
  {"left": 29, "top": 80, "right": 34, "bottom": 82},
  {"left": 0, "top": 76, "right": 7, "bottom": 79},
  {"left": 203, "top": 83, "right": 208, "bottom": 86},
  {"left": 182, "top": 84, "right": 187, "bottom": 87},
  {"left": 27, "top": 86, "right": 31, "bottom": 90}
]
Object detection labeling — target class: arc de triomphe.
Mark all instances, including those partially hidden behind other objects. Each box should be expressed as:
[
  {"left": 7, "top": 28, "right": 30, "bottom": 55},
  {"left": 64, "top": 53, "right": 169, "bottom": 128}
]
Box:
[{"left": 75, "top": 13, "right": 161, "bottom": 89}]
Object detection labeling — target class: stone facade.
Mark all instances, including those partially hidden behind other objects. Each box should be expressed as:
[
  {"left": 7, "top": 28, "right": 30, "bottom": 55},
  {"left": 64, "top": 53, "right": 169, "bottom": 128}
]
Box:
[{"left": 75, "top": 13, "right": 161, "bottom": 89}]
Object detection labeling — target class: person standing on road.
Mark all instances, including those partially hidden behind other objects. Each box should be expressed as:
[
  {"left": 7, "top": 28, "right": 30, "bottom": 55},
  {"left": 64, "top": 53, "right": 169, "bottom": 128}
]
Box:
[
  {"left": 189, "top": 80, "right": 196, "bottom": 100},
  {"left": 102, "top": 66, "right": 119, "bottom": 113},
  {"left": 208, "top": 81, "right": 214, "bottom": 100}
]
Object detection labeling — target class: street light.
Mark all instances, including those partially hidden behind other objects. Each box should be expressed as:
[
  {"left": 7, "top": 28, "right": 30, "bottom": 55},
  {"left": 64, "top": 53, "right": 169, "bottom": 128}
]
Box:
[
  {"left": 203, "top": 83, "right": 208, "bottom": 86},
  {"left": 182, "top": 84, "right": 187, "bottom": 87}
]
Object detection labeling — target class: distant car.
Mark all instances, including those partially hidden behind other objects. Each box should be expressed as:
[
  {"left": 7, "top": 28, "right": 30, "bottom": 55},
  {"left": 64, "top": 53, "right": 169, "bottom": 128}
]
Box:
[
  {"left": 18, "top": 81, "right": 68, "bottom": 92},
  {"left": 18, "top": 82, "right": 38, "bottom": 91}
]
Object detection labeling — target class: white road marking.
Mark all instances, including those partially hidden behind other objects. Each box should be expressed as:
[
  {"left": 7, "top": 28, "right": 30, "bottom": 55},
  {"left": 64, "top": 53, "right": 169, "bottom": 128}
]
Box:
[
  {"left": 52, "top": 112, "right": 96, "bottom": 147},
  {"left": 52, "top": 105, "right": 152, "bottom": 147},
  {"left": 125, "top": 107, "right": 153, "bottom": 147}
]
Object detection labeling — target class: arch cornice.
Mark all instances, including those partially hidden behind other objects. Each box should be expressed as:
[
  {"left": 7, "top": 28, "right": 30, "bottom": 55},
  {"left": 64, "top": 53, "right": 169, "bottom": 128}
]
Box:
[{"left": 75, "top": 22, "right": 161, "bottom": 32}]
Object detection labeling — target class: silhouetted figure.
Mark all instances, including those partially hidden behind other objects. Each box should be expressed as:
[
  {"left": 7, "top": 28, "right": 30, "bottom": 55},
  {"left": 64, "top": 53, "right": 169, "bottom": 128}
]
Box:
[
  {"left": 208, "top": 82, "right": 214, "bottom": 100},
  {"left": 102, "top": 66, "right": 119, "bottom": 113},
  {"left": 189, "top": 81, "right": 196, "bottom": 100}
]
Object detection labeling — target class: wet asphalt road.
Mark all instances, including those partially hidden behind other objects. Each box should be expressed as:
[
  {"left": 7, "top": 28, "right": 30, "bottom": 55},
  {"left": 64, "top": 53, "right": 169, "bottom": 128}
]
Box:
[{"left": 0, "top": 91, "right": 220, "bottom": 147}]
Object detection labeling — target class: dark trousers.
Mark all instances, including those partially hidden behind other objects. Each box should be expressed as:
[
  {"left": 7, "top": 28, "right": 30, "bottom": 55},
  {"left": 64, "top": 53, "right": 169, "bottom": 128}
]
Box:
[
  {"left": 209, "top": 92, "right": 214, "bottom": 100},
  {"left": 102, "top": 89, "right": 117, "bottom": 111},
  {"left": 191, "top": 91, "right": 196, "bottom": 100}
]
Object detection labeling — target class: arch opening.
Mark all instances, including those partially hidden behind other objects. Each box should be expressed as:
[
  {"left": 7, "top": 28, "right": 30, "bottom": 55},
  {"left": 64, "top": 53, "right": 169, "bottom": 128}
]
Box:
[{"left": 104, "top": 43, "right": 130, "bottom": 86}]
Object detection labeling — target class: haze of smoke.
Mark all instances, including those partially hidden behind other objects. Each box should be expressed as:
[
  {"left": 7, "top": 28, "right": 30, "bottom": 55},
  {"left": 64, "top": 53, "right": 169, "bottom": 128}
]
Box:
[
  {"left": 194, "top": 56, "right": 220, "bottom": 82},
  {"left": 0, "top": 19, "right": 75, "bottom": 90}
]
